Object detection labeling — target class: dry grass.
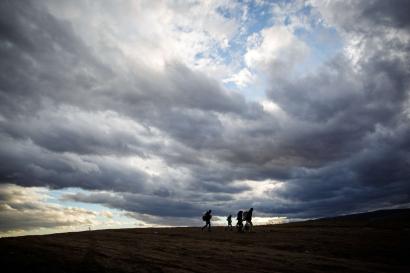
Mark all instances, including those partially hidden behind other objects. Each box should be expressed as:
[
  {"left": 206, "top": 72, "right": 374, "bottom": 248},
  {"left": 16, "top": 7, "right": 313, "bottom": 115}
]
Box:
[{"left": 1, "top": 209, "right": 409, "bottom": 273}]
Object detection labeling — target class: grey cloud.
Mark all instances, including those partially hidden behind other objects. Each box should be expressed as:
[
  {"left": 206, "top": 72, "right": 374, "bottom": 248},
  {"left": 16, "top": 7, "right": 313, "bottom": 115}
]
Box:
[
  {"left": 0, "top": 135, "right": 149, "bottom": 193},
  {"left": 0, "top": 0, "right": 409, "bottom": 227},
  {"left": 0, "top": 0, "right": 257, "bottom": 161},
  {"left": 62, "top": 191, "right": 204, "bottom": 218},
  {"left": 198, "top": 181, "right": 251, "bottom": 194},
  {"left": 1, "top": 105, "right": 155, "bottom": 157},
  {"left": 61, "top": 189, "right": 240, "bottom": 221},
  {"left": 361, "top": 0, "right": 410, "bottom": 29},
  {"left": 260, "top": 0, "right": 410, "bottom": 216},
  {"left": 0, "top": 1, "right": 110, "bottom": 117},
  {"left": 317, "top": 0, "right": 410, "bottom": 33},
  {"left": 124, "top": 211, "right": 201, "bottom": 227},
  {"left": 0, "top": 0, "right": 262, "bottom": 191}
]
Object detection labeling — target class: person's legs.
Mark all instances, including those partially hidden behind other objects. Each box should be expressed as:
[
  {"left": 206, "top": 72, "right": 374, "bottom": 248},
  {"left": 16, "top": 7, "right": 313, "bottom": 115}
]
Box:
[
  {"left": 244, "top": 221, "right": 249, "bottom": 232},
  {"left": 237, "top": 220, "right": 243, "bottom": 232},
  {"left": 207, "top": 220, "right": 211, "bottom": 231},
  {"left": 202, "top": 221, "right": 208, "bottom": 230}
]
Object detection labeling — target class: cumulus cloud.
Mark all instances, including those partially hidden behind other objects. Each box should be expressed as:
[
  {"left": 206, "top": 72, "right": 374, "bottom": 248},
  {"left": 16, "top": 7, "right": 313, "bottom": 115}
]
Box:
[
  {"left": 0, "top": 0, "right": 409, "bottom": 234},
  {"left": 245, "top": 25, "right": 309, "bottom": 75}
]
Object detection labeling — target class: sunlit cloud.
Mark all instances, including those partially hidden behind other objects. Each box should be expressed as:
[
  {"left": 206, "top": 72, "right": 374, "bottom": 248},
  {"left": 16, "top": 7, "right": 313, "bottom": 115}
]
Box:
[{"left": 0, "top": 0, "right": 409, "bottom": 236}]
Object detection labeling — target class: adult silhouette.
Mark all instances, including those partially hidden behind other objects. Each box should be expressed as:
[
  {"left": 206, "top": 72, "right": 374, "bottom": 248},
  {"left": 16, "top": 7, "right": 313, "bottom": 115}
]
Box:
[
  {"left": 225, "top": 214, "right": 233, "bottom": 231},
  {"left": 201, "top": 210, "right": 212, "bottom": 231},
  {"left": 236, "top": 210, "right": 244, "bottom": 232},
  {"left": 244, "top": 208, "right": 254, "bottom": 232}
]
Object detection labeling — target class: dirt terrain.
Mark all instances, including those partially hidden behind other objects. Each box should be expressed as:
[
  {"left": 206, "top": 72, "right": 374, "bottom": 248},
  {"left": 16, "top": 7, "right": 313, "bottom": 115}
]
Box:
[{"left": 1, "top": 209, "right": 409, "bottom": 273}]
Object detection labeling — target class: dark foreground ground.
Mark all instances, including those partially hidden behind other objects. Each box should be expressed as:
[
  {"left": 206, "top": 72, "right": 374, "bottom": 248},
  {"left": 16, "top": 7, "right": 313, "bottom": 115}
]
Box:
[{"left": 1, "top": 209, "right": 409, "bottom": 273}]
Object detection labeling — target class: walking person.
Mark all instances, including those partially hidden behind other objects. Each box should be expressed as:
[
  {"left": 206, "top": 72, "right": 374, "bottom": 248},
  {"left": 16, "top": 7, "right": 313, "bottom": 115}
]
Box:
[
  {"left": 236, "top": 210, "right": 244, "bottom": 232},
  {"left": 201, "top": 210, "right": 212, "bottom": 231},
  {"left": 225, "top": 214, "right": 233, "bottom": 231},
  {"left": 244, "top": 208, "right": 254, "bottom": 232}
]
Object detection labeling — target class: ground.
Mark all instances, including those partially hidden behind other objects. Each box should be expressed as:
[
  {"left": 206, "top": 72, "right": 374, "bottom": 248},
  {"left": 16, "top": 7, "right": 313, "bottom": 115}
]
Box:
[{"left": 0, "top": 209, "right": 409, "bottom": 273}]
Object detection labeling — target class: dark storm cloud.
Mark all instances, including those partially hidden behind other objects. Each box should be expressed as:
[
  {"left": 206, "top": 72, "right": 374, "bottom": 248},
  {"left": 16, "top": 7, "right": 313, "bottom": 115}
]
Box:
[
  {"left": 267, "top": 53, "right": 408, "bottom": 165},
  {"left": 61, "top": 191, "right": 203, "bottom": 218},
  {"left": 0, "top": 0, "right": 274, "bottom": 222},
  {"left": 325, "top": 0, "right": 410, "bottom": 32},
  {"left": 261, "top": 0, "right": 410, "bottom": 217},
  {"left": 0, "top": 134, "right": 150, "bottom": 193},
  {"left": 0, "top": 1, "right": 110, "bottom": 118},
  {"left": 0, "top": 0, "right": 409, "bottom": 228}
]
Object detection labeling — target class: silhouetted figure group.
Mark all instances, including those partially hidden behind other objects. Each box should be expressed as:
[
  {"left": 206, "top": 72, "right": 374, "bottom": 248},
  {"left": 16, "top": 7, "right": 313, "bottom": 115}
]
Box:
[
  {"left": 235, "top": 208, "right": 253, "bottom": 232},
  {"left": 201, "top": 208, "right": 254, "bottom": 232}
]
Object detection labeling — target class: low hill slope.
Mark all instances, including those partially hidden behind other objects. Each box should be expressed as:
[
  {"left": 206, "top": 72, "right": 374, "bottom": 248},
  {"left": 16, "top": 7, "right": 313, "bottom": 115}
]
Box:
[{"left": 1, "top": 209, "right": 409, "bottom": 273}]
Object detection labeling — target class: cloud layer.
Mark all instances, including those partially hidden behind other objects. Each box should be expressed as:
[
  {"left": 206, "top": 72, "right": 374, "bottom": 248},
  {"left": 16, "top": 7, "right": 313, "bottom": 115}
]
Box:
[
  {"left": 0, "top": 184, "right": 97, "bottom": 235},
  {"left": 0, "top": 0, "right": 409, "bottom": 233}
]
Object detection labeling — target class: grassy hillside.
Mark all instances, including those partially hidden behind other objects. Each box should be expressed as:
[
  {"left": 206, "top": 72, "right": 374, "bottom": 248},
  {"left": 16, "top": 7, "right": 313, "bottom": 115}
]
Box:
[{"left": 0, "top": 209, "right": 409, "bottom": 273}]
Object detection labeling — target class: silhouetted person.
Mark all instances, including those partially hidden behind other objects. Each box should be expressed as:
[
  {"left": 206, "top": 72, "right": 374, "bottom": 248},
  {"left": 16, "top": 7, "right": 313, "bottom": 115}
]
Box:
[
  {"left": 225, "top": 214, "right": 233, "bottom": 231},
  {"left": 236, "top": 210, "right": 244, "bottom": 232},
  {"left": 244, "top": 208, "right": 254, "bottom": 232},
  {"left": 201, "top": 210, "right": 212, "bottom": 231}
]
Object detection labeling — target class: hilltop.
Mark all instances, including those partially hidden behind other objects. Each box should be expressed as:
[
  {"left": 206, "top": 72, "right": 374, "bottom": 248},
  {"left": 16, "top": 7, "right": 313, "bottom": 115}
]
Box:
[{"left": 0, "top": 209, "right": 409, "bottom": 273}]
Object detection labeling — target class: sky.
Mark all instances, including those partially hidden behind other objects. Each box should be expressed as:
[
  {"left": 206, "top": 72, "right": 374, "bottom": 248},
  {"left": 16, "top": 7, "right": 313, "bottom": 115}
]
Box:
[{"left": 0, "top": 0, "right": 409, "bottom": 237}]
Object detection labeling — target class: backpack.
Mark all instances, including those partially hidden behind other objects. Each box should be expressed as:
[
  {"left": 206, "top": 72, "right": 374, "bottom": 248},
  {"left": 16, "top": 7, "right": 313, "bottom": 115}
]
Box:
[
  {"left": 243, "top": 211, "right": 248, "bottom": 220},
  {"left": 237, "top": 210, "right": 243, "bottom": 220},
  {"left": 202, "top": 211, "right": 211, "bottom": 221}
]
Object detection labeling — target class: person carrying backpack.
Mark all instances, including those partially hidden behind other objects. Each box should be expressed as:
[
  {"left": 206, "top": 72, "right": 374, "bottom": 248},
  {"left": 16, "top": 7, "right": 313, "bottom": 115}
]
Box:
[
  {"left": 236, "top": 210, "right": 243, "bottom": 232},
  {"left": 244, "top": 208, "right": 254, "bottom": 232},
  {"left": 201, "top": 210, "right": 212, "bottom": 231}
]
